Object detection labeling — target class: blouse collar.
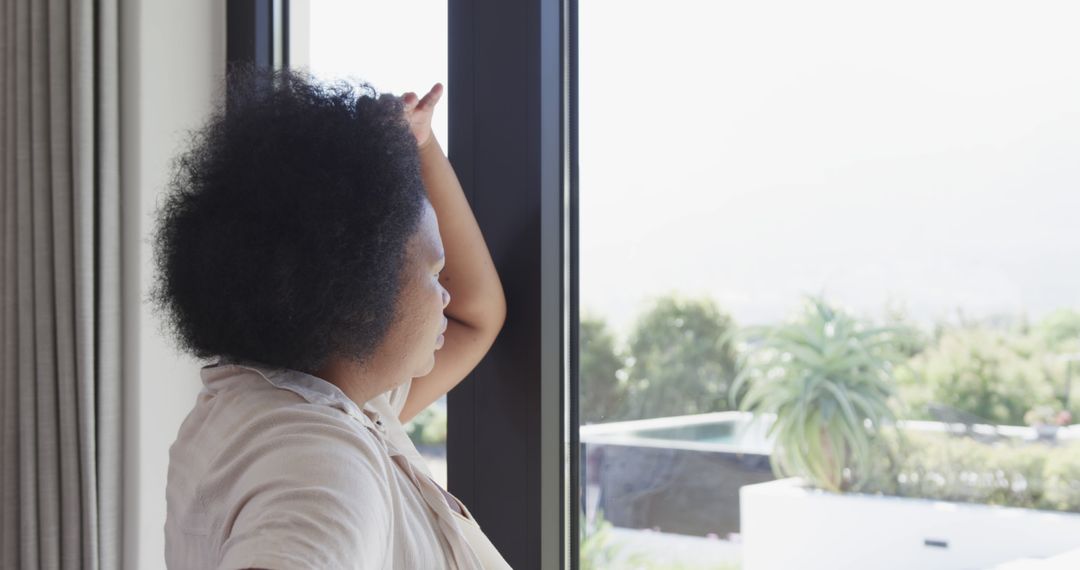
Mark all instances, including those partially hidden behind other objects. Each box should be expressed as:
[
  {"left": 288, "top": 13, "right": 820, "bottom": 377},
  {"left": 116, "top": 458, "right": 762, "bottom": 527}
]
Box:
[{"left": 200, "top": 356, "right": 385, "bottom": 430}]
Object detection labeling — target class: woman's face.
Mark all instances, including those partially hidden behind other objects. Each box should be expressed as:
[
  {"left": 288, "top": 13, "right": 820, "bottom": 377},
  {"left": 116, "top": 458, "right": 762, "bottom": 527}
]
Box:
[
  {"left": 389, "top": 199, "right": 451, "bottom": 379},
  {"left": 315, "top": 199, "right": 449, "bottom": 400}
]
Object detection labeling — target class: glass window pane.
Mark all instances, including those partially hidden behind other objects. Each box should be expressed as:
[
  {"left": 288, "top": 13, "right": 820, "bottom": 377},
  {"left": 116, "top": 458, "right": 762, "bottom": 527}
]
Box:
[
  {"left": 299, "top": 0, "right": 449, "bottom": 153},
  {"left": 577, "top": 2, "right": 1080, "bottom": 569}
]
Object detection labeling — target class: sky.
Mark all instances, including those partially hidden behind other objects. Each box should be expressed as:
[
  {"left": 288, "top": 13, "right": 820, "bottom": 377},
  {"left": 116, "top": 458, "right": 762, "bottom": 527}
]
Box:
[
  {"left": 304, "top": 0, "right": 450, "bottom": 151},
  {"left": 307, "top": 0, "right": 1080, "bottom": 337}
]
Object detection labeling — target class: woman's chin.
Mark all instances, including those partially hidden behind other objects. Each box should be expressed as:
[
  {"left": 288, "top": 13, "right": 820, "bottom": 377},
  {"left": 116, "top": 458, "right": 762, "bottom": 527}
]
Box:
[{"left": 417, "top": 354, "right": 437, "bottom": 377}]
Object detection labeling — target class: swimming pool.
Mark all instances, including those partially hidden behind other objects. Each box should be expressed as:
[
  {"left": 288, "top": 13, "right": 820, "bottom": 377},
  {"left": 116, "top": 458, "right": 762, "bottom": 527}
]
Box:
[
  {"left": 580, "top": 412, "right": 776, "bottom": 538},
  {"left": 579, "top": 412, "right": 1076, "bottom": 539}
]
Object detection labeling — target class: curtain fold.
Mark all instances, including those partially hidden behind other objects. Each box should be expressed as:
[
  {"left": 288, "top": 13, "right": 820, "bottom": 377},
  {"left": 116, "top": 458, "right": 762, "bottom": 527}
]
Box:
[{"left": 0, "top": 0, "right": 123, "bottom": 568}]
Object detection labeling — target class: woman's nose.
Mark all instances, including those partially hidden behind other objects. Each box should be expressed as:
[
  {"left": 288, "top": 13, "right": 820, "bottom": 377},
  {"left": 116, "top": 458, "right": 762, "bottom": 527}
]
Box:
[{"left": 442, "top": 288, "right": 451, "bottom": 308}]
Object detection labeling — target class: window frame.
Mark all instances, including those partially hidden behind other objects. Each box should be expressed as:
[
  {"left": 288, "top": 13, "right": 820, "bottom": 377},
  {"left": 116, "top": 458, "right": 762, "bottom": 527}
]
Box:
[{"left": 444, "top": 0, "right": 574, "bottom": 567}]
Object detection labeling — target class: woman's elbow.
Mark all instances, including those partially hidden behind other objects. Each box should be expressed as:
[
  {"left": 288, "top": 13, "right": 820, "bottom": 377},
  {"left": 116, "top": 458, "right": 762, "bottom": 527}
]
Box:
[{"left": 480, "top": 290, "right": 507, "bottom": 340}]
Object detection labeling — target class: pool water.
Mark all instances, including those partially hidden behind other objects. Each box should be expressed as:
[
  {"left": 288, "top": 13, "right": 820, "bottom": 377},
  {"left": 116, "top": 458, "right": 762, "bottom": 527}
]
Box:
[
  {"left": 629, "top": 422, "right": 739, "bottom": 444},
  {"left": 621, "top": 414, "right": 776, "bottom": 454}
]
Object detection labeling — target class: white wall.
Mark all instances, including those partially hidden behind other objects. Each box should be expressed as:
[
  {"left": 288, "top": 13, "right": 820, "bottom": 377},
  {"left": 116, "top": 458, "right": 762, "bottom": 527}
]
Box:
[
  {"left": 120, "top": 1, "right": 225, "bottom": 568},
  {"left": 741, "top": 478, "right": 1080, "bottom": 570}
]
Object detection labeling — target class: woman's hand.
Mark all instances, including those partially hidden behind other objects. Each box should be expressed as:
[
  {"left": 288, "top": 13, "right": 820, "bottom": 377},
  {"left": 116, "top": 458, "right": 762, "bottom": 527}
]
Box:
[{"left": 400, "top": 83, "right": 444, "bottom": 151}]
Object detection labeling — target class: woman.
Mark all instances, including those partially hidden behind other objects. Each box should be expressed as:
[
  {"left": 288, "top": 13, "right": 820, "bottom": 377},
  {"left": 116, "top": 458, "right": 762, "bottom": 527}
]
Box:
[{"left": 156, "top": 66, "right": 510, "bottom": 569}]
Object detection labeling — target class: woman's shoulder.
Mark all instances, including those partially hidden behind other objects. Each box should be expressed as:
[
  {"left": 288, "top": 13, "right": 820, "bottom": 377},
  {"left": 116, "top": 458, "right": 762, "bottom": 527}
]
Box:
[
  {"left": 208, "top": 401, "right": 392, "bottom": 483},
  {"left": 210, "top": 374, "right": 388, "bottom": 459},
  {"left": 181, "top": 378, "right": 396, "bottom": 506},
  {"left": 168, "top": 364, "right": 418, "bottom": 569},
  {"left": 173, "top": 366, "right": 393, "bottom": 490}
]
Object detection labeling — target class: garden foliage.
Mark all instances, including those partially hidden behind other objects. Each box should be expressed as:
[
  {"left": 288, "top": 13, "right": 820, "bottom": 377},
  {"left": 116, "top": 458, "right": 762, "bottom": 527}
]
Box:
[{"left": 862, "top": 430, "right": 1080, "bottom": 513}]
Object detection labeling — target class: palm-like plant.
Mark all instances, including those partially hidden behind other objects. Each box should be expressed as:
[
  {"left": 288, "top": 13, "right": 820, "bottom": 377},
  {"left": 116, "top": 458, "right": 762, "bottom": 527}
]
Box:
[{"left": 731, "top": 297, "right": 906, "bottom": 492}]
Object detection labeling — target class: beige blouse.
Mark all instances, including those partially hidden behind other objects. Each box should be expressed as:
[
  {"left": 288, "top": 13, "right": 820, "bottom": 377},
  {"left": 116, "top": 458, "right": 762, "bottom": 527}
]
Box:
[{"left": 165, "top": 359, "right": 512, "bottom": 569}]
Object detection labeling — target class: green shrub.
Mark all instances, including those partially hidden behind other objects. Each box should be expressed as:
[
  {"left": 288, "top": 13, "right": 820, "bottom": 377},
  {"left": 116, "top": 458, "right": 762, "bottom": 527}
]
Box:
[
  {"left": 580, "top": 509, "right": 740, "bottom": 570},
  {"left": 1037, "top": 309, "right": 1080, "bottom": 350},
  {"left": 579, "top": 510, "right": 619, "bottom": 570},
  {"left": 405, "top": 405, "right": 447, "bottom": 446},
  {"left": 896, "top": 328, "right": 1058, "bottom": 425},
  {"left": 732, "top": 297, "right": 908, "bottom": 492},
  {"left": 1036, "top": 309, "right": 1080, "bottom": 419},
  {"left": 861, "top": 430, "right": 1080, "bottom": 513},
  {"left": 1044, "top": 444, "right": 1080, "bottom": 512}
]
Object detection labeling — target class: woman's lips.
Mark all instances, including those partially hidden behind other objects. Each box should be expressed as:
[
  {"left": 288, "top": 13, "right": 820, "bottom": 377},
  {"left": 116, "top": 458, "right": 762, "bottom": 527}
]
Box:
[{"left": 435, "top": 317, "right": 448, "bottom": 350}]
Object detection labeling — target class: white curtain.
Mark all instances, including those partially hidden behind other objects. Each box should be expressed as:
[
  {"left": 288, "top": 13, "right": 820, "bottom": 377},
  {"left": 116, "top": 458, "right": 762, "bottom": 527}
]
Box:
[{"left": 1, "top": 0, "right": 123, "bottom": 568}]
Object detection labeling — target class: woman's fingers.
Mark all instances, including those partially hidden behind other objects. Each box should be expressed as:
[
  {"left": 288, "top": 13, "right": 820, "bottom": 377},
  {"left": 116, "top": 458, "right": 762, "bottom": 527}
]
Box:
[
  {"left": 416, "top": 83, "right": 443, "bottom": 111},
  {"left": 400, "top": 83, "right": 443, "bottom": 119}
]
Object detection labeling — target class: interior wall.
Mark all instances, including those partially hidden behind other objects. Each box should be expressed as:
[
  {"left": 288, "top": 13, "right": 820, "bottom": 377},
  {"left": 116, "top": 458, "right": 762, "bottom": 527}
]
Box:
[{"left": 119, "top": 1, "right": 225, "bottom": 568}]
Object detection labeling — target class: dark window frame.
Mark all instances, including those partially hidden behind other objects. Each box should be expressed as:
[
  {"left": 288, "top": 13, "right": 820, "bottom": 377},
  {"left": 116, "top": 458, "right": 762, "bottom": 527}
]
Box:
[{"left": 226, "top": 0, "right": 578, "bottom": 568}]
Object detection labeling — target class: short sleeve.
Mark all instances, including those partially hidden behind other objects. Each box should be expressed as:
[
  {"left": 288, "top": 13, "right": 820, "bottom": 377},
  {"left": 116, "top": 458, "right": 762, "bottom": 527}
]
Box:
[{"left": 215, "top": 414, "right": 395, "bottom": 570}]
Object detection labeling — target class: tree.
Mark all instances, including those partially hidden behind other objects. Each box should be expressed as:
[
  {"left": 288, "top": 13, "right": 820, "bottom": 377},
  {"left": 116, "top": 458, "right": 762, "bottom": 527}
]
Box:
[
  {"left": 880, "top": 301, "right": 931, "bottom": 358},
  {"left": 1036, "top": 309, "right": 1080, "bottom": 414},
  {"left": 896, "top": 327, "right": 1058, "bottom": 425},
  {"left": 620, "top": 294, "right": 739, "bottom": 421},
  {"left": 1038, "top": 309, "right": 1080, "bottom": 351},
  {"left": 579, "top": 315, "right": 630, "bottom": 424}
]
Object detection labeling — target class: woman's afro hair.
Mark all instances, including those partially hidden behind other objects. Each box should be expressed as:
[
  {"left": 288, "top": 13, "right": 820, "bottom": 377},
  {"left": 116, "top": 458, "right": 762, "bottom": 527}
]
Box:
[{"left": 151, "top": 65, "right": 427, "bottom": 373}]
